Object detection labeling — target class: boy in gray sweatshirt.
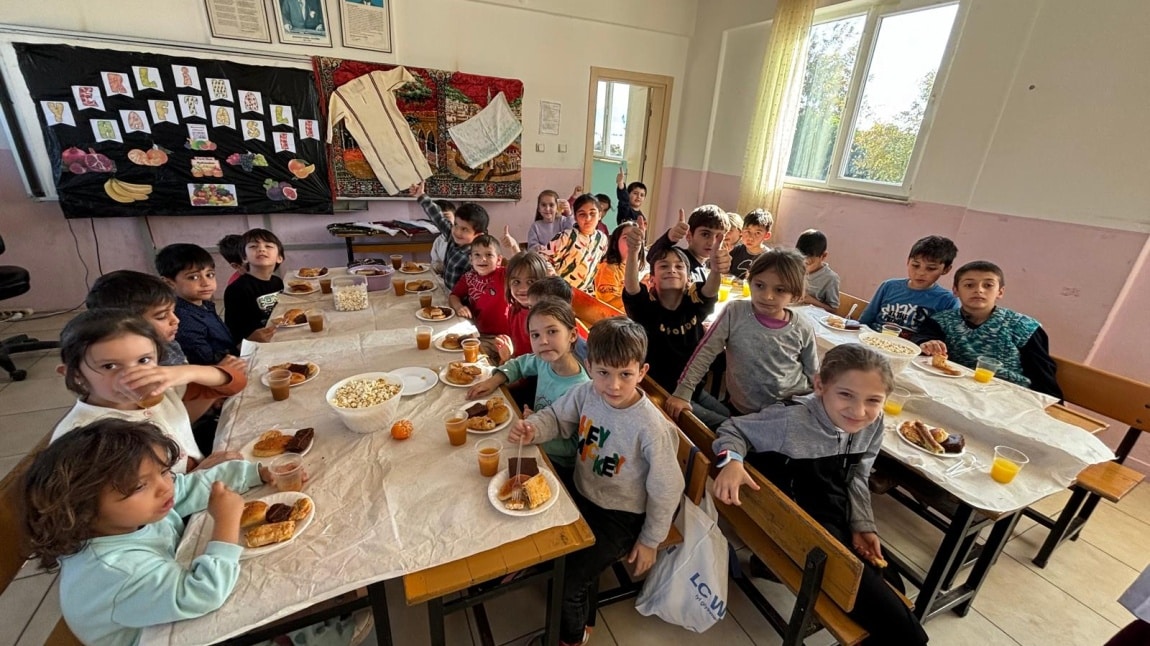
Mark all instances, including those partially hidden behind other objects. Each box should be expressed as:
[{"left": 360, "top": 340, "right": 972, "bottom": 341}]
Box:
[{"left": 510, "top": 317, "right": 684, "bottom": 646}]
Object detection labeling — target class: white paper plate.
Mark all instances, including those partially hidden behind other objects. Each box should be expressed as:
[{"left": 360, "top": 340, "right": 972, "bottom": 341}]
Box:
[
  {"left": 271, "top": 315, "right": 308, "bottom": 328},
  {"left": 239, "top": 427, "right": 315, "bottom": 462},
  {"left": 487, "top": 468, "right": 560, "bottom": 517},
  {"left": 404, "top": 280, "right": 437, "bottom": 293},
  {"left": 282, "top": 283, "right": 319, "bottom": 296},
  {"left": 910, "top": 356, "right": 971, "bottom": 379},
  {"left": 438, "top": 363, "right": 489, "bottom": 388},
  {"left": 817, "top": 317, "right": 860, "bottom": 333},
  {"left": 261, "top": 363, "right": 320, "bottom": 387},
  {"left": 895, "top": 424, "right": 965, "bottom": 459},
  {"left": 432, "top": 331, "right": 477, "bottom": 353},
  {"left": 399, "top": 263, "right": 430, "bottom": 274},
  {"left": 464, "top": 396, "right": 515, "bottom": 434},
  {"left": 392, "top": 366, "right": 439, "bottom": 396},
  {"left": 416, "top": 307, "right": 456, "bottom": 322},
  {"left": 241, "top": 492, "right": 316, "bottom": 559},
  {"left": 292, "top": 268, "right": 329, "bottom": 279}
]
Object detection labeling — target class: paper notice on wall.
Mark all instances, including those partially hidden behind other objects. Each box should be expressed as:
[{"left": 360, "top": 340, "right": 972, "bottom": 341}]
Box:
[
  {"left": 339, "top": 0, "right": 393, "bottom": 53},
  {"left": 205, "top": 0, "right": 272, "bottom": 43},
  {"left": 41, "top": 100, "right": 76, "bottom": 127},
  {"left": 539, "top": 100, "right": 560, "bottom": 135}
]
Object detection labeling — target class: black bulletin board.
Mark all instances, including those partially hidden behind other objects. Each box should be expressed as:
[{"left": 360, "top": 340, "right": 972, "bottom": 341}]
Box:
[{"left": 14, "top": 43, "right": 332, "bottom": 218}]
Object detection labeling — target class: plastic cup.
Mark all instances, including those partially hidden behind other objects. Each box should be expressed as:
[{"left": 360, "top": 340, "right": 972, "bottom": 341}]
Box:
[
  {"left": 477, "top": 438, "right": 502, "bottom": 477},
  {"left": 419, "top": 293, "right": 433, "bottom": 309},
  {"left": 416, "top": 325, "right": 433, "bottom": 350},
  {"left": 718, "top": 284, "right": 732, "bottom": 302},
  {"left": 270, "top": 453, "right": 304, "bottom": 492},
  {"left": 881, "top": 323, "right": 901, "bottom": 336},
  {"left": 393, "top": 278, "right": 407, "bottom": 296},
  {"left": 445, "top": 411, "right": 468, "bottom": 446},
  {"left": 268, "top": 369, "right": 292, "bottom": 401},
  {"left": 462, "top": 338, "right": 481, "bottom": 363},
  {"left": 306, "top": 309, "right": 324, "bottom": 333},
  {"left": 742, "top": 280, "right": 750, "bottom": 297},
  {"left": 319, "top": 278, "right": 332, "bottom": 294},
  {"left": 883, "top": 387, "right": 910, "bottom": 417},
  {"left": 990, "top": 446, "right": 1029, "bottom": 484},
  {"left": 390, "top": 254, "right": 403, "bottom": 270},
  {"left": 974, "top": 356, "right": 1002, "bottom": 383}
]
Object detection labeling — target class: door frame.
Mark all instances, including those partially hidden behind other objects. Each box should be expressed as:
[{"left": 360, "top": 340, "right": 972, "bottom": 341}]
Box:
[{"left": 583, "top": 67, "right": 674, "bottom": 233}]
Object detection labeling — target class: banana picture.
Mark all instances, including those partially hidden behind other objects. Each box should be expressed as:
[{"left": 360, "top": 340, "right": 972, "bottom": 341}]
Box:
[{"left": 104, "top": 178, "right": 153, "bottom": 203}]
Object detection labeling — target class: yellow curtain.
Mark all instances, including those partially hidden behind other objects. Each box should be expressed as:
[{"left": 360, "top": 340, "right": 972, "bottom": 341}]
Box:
[{"left": 737, "top": 0, "right": 817, "bottom": 218}]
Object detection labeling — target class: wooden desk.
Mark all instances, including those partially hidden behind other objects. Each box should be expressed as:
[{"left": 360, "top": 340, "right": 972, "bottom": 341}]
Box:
[{"left": 333, "top": 232, "right": 437, "bottom": 264}]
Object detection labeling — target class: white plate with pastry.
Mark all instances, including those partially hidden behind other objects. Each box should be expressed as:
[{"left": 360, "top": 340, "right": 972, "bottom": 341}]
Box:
[
  {"left": 293, "top": 267, "right": 328, "bottom": 279},
  {"left": 488, "top": 468, "right": 559, "bottom": 517},
  {"left": 416, "top": 306, "right": 456, "bottom": 322},
  {"left": 282, "top": 281, "right": 319, "bottom": 296},
  {"left": 439, "top": 362, "right": 488, "bottom": 387},
  {"left": 261, "top": 362, "right": 320, "bottom": 387},
  {"left": 399, "top": 262, "right": 430, "bottom": 274},
  {"left": 240, "top": 492, "right": 316, "bottom": 559},
  {"left": 391, "top": 366, "right": 440, "bottom": 396},
  {"left": 910, "top": 356, "right": 970, "bottom": 379},
  {"left": 433, "top": 330, "right": 479, "bottom": 353},
  {"left": 462, "top": 396, "right": 515, "bottom": 434},
  {"left": 818, "top": 315, "right": 861, "bottom": 332},
  {"left": 404, "top": 279, "right": 437, "bottom": 293},
  {"left": 272, "top": 309, "right": 310, "bottom": 328},
  {"left": 239, "top": 427, "right": 316, "bottom": 462},
  {"left": 895, "top": 420, "right": 966, "bottom": 458}
]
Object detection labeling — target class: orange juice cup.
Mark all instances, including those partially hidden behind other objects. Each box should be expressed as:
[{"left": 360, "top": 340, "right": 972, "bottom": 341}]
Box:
[
  {"left": 445, "top": 411, "right": 468, "bottom": 446},
  {"left": 974, "top": 356, "right": 1001, "bottom": 383},
  {"left": 415, "top": 325, "right": 432, "bottom": 350},
  {"left": 419, "top": 293, "right": 433, "bottom": 309},
  {"left": 319, "top": 278, "right": 333, "bottom": 294},
  {"left": 477, "top": 438, "right": 502, "bottom": 477},
  {"left": 270, "top": 454, "right": 304, "bottom": 492},
  {"left": 461, "top": 338, "right": 481, "bottom": 363},
  {"left": 306, "top": 309, "right": 324, "bottom": 333},
  {"left": 882, "top": 387, "right": 910, "bottom": 417},
  {"left": 393, "top": 278, "right": 407, "bottom": 296},
  {"left": 990, "top": 446, "right": 1028, "bottom": 484},
  {"left": 718, "top": 284, "right": 732, "bottom": 302},
  {"left": 742, "top": 280, "right": 750, "bottom": 297},
  {"left": 390, "top": 254, "right": 403, "bottom": 270},
  {"left": 267, "top": 369, "right": 292, "bottom": 401},
  {"left": 881, "top": 323, "right": 901, "bottom": 336}
]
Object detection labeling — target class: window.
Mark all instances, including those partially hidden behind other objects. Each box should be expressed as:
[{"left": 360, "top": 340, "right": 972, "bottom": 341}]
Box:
[
  {"left": 592, "top": 80, "right": 632, "bottom": 160},
  {"left": 785, "top": 1, "right": 960, "bottom": 197}
]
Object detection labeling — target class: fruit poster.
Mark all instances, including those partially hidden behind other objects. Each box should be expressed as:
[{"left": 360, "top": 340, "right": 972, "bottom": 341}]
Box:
[{"left": 14, "top": 43, "right": 332, "bottom": 218}]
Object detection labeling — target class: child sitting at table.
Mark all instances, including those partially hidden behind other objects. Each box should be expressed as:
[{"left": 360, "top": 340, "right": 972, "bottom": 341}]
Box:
[
  {"left": 549, "top": 194, "right": 608, "bottom": 294},
  {"left": 429, "top": 198, "right": 456, "bottom": 274},
  {"left": 916, "top": 260, "right": 1062, "bottom": 398},
  {"left": 527, "top": 278, "right": 588, "bottom": 364},
  {"left": 505, "top": 251, "right": 552, "bottom": 358},
  {"left": 448, "top": 234, "right": 512, "bottom": 336},
  {"left": 647, "top": 205, "right": 730, "bottom": 285},
  {"left": 722, "top": 211, "right": 744, "bottom": 251},
  {"left": 624, "top": 229, "right": 727, "bottom": 424},
  {"left": 593, "top": 221, "right": 647, "bottom": 311},
  {"left": 469, "top": 297, "right": 590, "bottom": 485},
  {"left": 24, "top": 419, "right": 269, "bottom": 646},
  {"left": 156, "top": 243, "right": 239, "bottom": 366},
  {"left": 224, "top": 228, "right": 285, "bottom": 344},
  {"left": 528, "top": 190, "right": 573, "bottom": 251},
  {"left": 85, "top": 270, "right": 186, "bottom": 366},
  {"left": 217, "top": 234, "right": 246, "bottom": 286},
  {"left": 666, "top": 248, "right": 818, "bottom": 429},
  {"left": 795, "top": 229, "right": 841, "bottom": 312},
  {"left": 412, "top": 181, "right": 488, "bottom": 290},
  {"left": 615, "top": 170, "right": 646, "bottom": 226},
  {"left": 509, "top": 317, "right": 683, "bottom": 646},
  {"left": 53, "top": 309, "right": 247, "bottom": 473},
  {"left": 712, "top": 344, "right": 928, "bottom": 646},
  {"left": 859, "top": 234, "right": 959, "bottom": 334},
  {"left": 729, "top": 208, "right": 773, "bottom": 279}
]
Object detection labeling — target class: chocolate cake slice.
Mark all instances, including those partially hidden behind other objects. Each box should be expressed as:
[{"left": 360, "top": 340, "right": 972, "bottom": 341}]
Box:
[{"left": 507, "top": 457, "right": 538, "bottom": 477}]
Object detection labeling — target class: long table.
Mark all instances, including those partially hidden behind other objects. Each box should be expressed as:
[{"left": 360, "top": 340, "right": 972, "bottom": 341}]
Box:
[{"left": 141, "top": 272, "right": 592, "bottom": 645}]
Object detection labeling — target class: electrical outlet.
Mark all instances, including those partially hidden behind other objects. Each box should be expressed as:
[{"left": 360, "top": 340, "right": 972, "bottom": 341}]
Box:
[
  {"left": 535, "top": 143, "right": 545, "bottom": 153},
  {"left": 558, "top": 143, "right": 568, "bottom": 153}
]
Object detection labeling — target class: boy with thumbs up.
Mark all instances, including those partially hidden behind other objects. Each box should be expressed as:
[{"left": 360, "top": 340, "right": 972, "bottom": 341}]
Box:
[{"left": 646, "top": 204, "right": 731, "bottom": 285}]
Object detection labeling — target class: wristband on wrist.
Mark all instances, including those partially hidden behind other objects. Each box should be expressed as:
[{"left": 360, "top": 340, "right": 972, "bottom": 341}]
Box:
[{"left": 715, "top": 450, "right": 743, "bottom": 468}]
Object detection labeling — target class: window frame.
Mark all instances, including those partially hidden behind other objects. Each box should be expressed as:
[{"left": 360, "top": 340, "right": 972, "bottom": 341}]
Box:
[
  {"left": 593, "top": 80, "right": 631, "bottom": 162},
  {"left": 784, "top": 0, "right": 965, "bottom": 199}
]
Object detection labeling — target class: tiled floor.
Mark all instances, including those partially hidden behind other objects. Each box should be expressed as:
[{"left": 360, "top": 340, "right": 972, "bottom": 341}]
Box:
[{"left": 1, "top": 312, "right": 1145, "bottom": 645}]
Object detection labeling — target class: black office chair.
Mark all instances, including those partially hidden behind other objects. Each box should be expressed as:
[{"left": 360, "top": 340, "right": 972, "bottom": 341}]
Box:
[{"left": 0, "top": 234, "right": 59, "bottom": 381}]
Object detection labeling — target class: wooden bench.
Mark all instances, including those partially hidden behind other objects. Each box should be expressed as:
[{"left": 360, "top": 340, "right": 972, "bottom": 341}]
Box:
[
  {"left": 642, "top": 377, "right": 879, "bottom": 645},
  {"left": 1025, "top": 356, "right": 1148, "bottom": 567},
  {"left": 834, "top": 292, "right": 870, "bottom": 319}
]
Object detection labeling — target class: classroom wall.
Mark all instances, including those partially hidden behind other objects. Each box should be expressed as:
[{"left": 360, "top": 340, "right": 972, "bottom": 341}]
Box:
[
  {"left": 0, "top": 0, "right": 694, "bottom": 310},
  {"left": 677, "top": 0, "right": 1150, "bottom": 385}
]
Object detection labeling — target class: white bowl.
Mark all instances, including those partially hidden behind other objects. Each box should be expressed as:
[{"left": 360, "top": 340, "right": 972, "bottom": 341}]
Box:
[
  {"left": 858, "top": 331, "right": 922, "bottom": 374},
  {"left": 348, "top": 265, "right": 394, "bottom": 292},
  {"left": 325, "top": 372, "right": 403, "bottom": 434}
]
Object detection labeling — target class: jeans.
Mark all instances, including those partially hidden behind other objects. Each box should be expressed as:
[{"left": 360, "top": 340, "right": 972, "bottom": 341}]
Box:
[{"left": 691, "top": 389, "right": 732, "bottom": 431}]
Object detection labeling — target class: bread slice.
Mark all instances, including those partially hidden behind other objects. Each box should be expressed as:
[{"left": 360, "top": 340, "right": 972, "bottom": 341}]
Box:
[
  {"left": 240, "top": 501, "right": 267, "bottom": 528},
  {"left": 245, "top": 520, "right": 295, "bottom": 548}
]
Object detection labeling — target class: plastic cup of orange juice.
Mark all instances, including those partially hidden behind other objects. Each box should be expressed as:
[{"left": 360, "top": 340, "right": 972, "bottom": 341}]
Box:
[
  {"left": 883, "top": 387, "right": 910, "bottom": 417},
  {"left": 477, "top": 439, "right": 502, "bottom": 477},
  {"left": 461, "top": 338, "right": 481, "bottom": 363},
  {"left": 415, "top": 325, "right": 432, "bottom": 350},
  {"left": 445, "top": 411, "right": 468, "bottom": 446},
  {"left": 990, "top": 446, "right": 1028, "bottom": 484},
  {"left": 974, "top": 356, "right": 1002, "bottom": 383}
]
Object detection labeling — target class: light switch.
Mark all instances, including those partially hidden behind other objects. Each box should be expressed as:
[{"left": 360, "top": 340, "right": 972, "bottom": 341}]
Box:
[
  {"left": 558, "top": 143, "right": 568, "bottom": 153},
  {"left": 535, "top": 143, "right": 545, "bottom": 152}
]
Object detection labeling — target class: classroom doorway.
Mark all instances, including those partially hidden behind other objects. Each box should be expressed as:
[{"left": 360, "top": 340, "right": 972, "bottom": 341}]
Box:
[{"left": 583, "top": 67, "right": 673, "bottom": 232}]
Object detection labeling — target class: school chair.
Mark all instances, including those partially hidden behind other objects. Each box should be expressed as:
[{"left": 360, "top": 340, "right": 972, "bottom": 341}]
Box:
[{"left": 0, "top": 233, "right": 60, "bottom": 381}]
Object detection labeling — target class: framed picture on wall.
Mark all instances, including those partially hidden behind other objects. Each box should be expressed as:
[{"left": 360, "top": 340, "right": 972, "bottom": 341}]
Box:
[
  {"left": 339, "top": 0, "right": 394, "bottom": 53},
  {"left": 273, "top": 0, "right": 334, "bottom": 47},
  {"left": 204, "top": 0, "right": 272, "bottom": 43}
]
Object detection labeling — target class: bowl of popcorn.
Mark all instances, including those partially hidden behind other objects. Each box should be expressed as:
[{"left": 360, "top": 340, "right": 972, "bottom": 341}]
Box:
[
  {"left": 326, "top": 372, "right": 403, "bottom": 433},
  {"left": 858, "top": 331, "right": 922, "bottom": 375},
  {"left": 348, "top": 264, "right": 394, "bottom": 292},
  {"left": 331, "top": 276, "right": 370, "bottom": 311}
]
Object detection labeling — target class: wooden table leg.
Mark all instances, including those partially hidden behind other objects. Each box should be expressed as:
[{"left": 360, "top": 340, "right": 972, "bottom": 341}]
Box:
[
  {"left": 428, "top": 596, "right": 446, "bottom": 646},
  {"left": 367, "top": 581, "right": 393, "bottom": 646}
]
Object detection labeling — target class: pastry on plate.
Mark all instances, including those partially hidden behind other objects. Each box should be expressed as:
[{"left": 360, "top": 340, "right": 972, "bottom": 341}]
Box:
[
  {"left": 284, "top": 428, "right": 315, "bottom": 453},
  {"left": 421, "top": 306, "right": 449, "bottom": 320},
  {"left": 445, "top": 361, "right": 482, "bottom": 385},
  {"left": 253, "top": 430, "right": 293, "bottom": 457},
  {"left": 522, "top": 473, "right": 552, "bottom": 509},
  {"left": 442, "top": 332, "right": 477, "bottom": 350},
  {"left": 241, "top": 501, "right": 268, "bottom": 528},
  {"left": 930, "top": 353, "right": 963, "bottom": 376},
  {"left": 487, "top": 398, "right": 511, "bottom": 424},
  {"left": 401, "top": 261, "right": 424, "bottom": 272},
  {"left": 245, "top": 520, "right": 295, "bottom": 548},
  {"left": 467, "top": 416, "right": 496, "bottom": 431},
  {"left": 297, "top": 267, "right": 327, "bottom": 277},
  {"left": 289, "top": 497, "right": 313, "bottom": 521},
  {"left": 280, "top": 309, "right": 307, "bottom": 325},
  {"left": 264, "top": 503, "right": 293, "bottom": 524}
]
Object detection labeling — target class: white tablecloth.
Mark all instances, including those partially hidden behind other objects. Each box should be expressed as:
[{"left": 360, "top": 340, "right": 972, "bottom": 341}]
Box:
[{"left": 141, "top": 330, "right": 579, "bottom": 645}]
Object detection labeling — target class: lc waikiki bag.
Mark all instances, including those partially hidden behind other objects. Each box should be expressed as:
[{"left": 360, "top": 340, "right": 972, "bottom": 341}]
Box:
[{"left": 635, "top": 487, "right": 729, "bottom": 632}]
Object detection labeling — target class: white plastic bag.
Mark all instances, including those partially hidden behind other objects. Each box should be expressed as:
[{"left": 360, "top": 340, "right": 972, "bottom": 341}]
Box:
[
  {"left": 1119, "top": 566, "right": 1150, "bottom": 622},
  {"left": 635, "top": 492, "right": 729, "bottom": 632}
]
